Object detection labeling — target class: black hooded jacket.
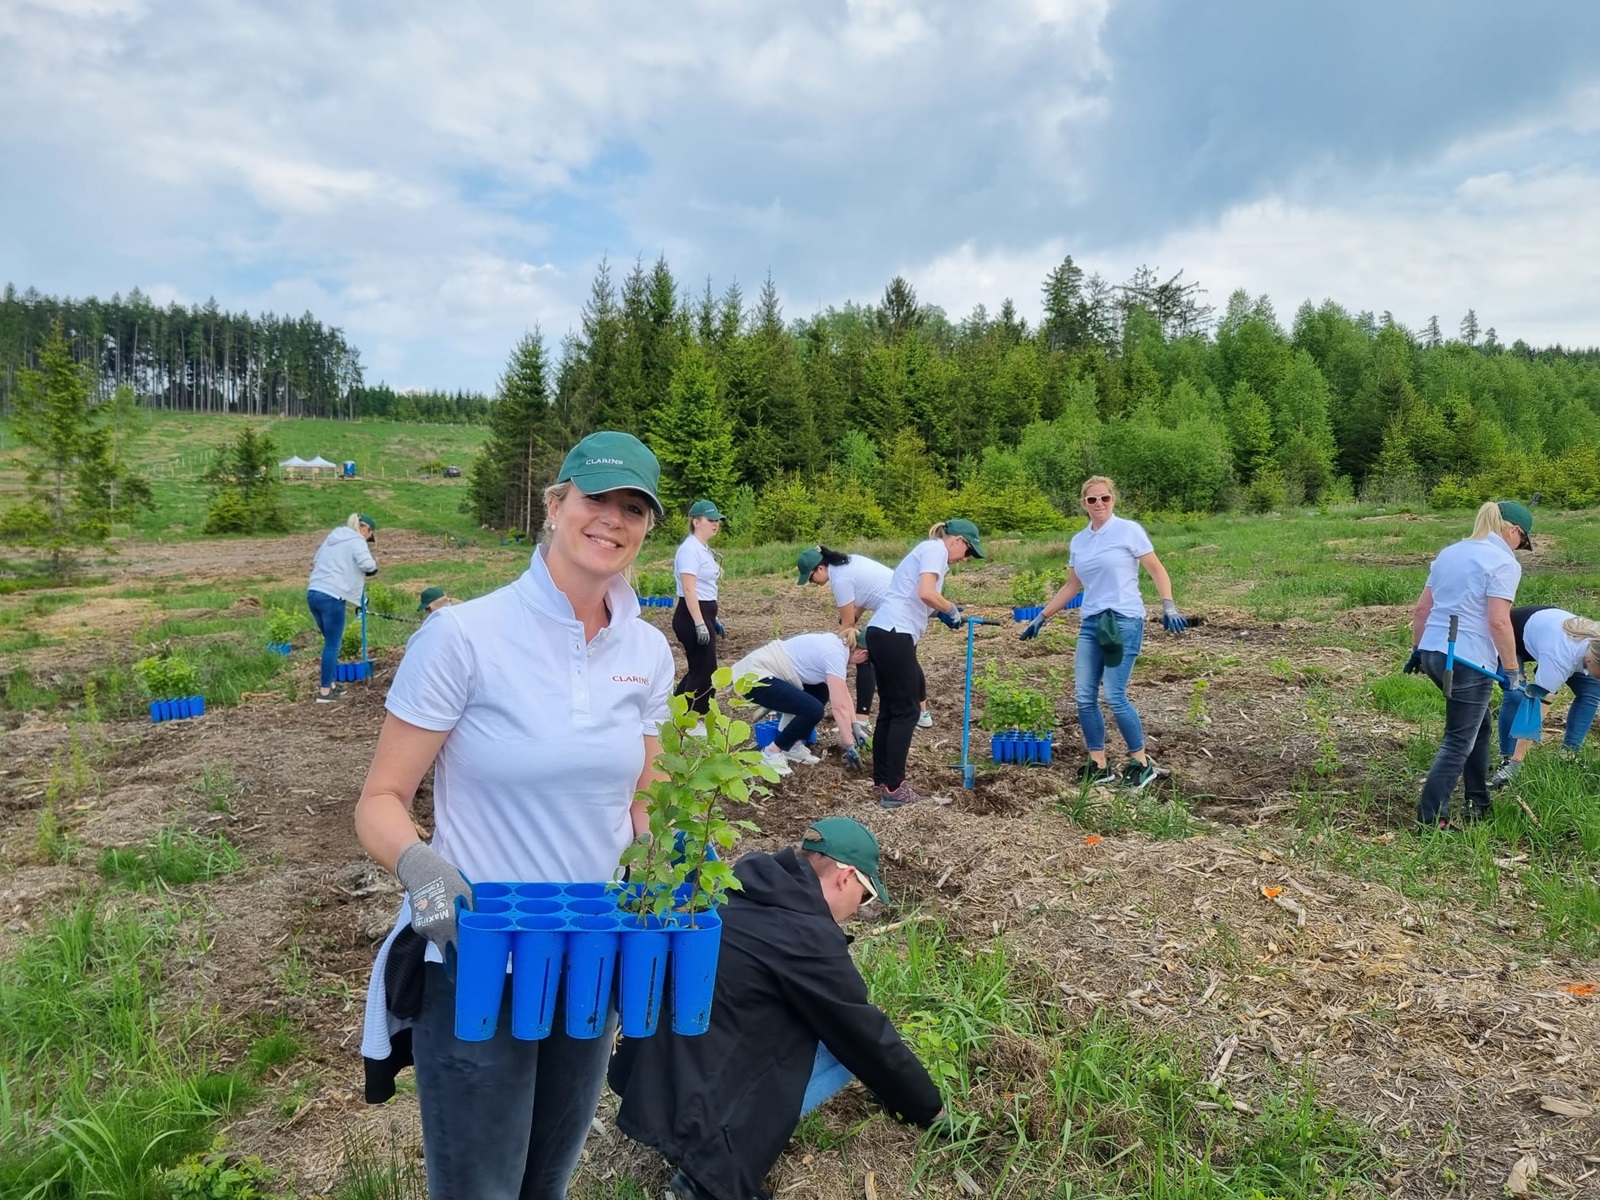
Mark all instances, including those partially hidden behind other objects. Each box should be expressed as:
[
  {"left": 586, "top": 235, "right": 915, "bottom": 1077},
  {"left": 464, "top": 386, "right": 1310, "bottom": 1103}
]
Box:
[{"left": 608, "top": 848, "right": 941, "bottom": 1200}]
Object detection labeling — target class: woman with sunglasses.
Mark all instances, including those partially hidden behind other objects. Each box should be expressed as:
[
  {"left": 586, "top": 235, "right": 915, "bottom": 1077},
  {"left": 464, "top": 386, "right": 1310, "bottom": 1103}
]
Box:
[{"left": 1019, "top": 476, "right": 1185, "bottom": 791}]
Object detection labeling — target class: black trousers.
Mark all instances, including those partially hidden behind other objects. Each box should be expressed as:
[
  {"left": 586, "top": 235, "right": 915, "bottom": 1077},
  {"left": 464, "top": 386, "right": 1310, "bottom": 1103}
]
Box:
[
  {"left": 865, "top": 627, "right": 922, "bottom": 789},
  {"left": 853, "top": 659, "right": 923, "bottom": 716},
  {"left": 672, "top": 599, "right": 719, "bottom": 715}
]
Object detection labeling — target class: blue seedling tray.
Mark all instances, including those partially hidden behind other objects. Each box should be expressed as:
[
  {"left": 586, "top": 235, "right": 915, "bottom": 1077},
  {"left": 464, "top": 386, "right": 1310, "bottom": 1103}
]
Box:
[
  {"left": 752, "top": 719, "right": 818, "bottom": 749},
  {"left": 454, "top": 881, "right": 724, "bottom": 1044},
  {"left": 642, "top": 596, "right": 675, "bottom": 608},
  {"left": 335, "top": 660, "right": 372, "bottom": 682},
  {"left": 1012, "top": 594, "right": 1083, "bottom": 622},
  {"left": 267, "top": 642, "right": 293, "bottom": 656},
  {"left": 990, "top": 729, "right": 1054, "bottom": 765},
  {"left": 149, "top": 696, "right": 206, "bottom": 723}
]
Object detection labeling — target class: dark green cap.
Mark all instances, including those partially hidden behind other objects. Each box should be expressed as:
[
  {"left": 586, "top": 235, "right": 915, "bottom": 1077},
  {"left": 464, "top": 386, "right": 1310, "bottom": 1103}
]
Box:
[
  {"left": 688, "top": 499, "right": 727, "bottom": 523},
  {"left": 1498, "top": 501, "right": 1534, "bottom": 550},
  {"left": 796, "top": 547, "right": 823, "bottom": 585},
  {"left": 418, "top": 586, "right": 446, "bottom": 612},
  {"left": 801, "top": 817, "right": 883, "bottom": 903},
  {"left": 945, "top": 517, "right": 984, "bottom": 558},
  {"left": 557, "top": 432, "right": 664, "bottom": 517},
  {"left": 358, "top": 514, "right": 377, "bottom": 543}
]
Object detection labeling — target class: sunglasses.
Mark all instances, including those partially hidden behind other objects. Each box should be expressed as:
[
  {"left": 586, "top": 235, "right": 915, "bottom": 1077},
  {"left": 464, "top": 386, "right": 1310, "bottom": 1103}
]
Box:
[{"left": 1084, "top": 494, "right": 1113, "bottom": 504}]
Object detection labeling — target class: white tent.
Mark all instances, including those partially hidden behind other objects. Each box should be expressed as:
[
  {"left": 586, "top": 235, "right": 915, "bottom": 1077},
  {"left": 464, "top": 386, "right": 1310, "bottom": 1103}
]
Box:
[
  {"left": 279, "top": 455, "right": 309, "bottom": 468},
  {"left": 305, "top": 456, "right": 337, "bottom": 472}
]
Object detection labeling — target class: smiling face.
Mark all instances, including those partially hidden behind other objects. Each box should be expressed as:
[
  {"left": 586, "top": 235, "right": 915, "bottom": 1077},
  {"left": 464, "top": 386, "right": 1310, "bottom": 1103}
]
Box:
[
  {"left": 1081, "top": 478, "right": 1117, "bottom": 525},
  {"left": 546, "top": 488, "right": 652, "bottom": 582}
]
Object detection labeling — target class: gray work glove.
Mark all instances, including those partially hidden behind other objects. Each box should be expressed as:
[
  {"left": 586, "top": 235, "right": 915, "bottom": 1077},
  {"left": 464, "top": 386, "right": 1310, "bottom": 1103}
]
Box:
[
  {"left": 850, "top": 720, "right": 872, "bottom": 749},
  {"left": 694, "top": 621, "right": 711, "bottom": 645},
  {"left": 396, "top": 842, "right": 473, "bottom": 967}
]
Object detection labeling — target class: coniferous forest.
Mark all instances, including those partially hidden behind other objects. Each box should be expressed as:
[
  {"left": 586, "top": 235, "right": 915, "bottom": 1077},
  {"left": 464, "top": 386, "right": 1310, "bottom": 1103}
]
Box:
[{"left": 7, "top": 257, "right": 1600, "bottom": 541}]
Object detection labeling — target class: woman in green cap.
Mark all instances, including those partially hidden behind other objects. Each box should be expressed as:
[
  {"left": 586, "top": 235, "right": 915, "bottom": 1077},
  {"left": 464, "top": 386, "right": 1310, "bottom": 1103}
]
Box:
[
  {"left": 865, "top": 519, "right": 983, "bottom": 809},
  {"left": 798, "top": 545, "right": 926, "bottom": 727},
  {"left": 306, "top": 512, "right": 379, "bottom": 703},
  {"left": 673, "top": 499, "right": 726, "bottom": 718},
  {"left": 1018, "top": 476, "right": 1186, "bottom": 792}
]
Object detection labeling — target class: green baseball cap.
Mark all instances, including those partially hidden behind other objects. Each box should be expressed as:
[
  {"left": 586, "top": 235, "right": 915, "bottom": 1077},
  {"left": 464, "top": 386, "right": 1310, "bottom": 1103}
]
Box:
[
  {"left": 688, "top": 499, "right": 727, "bottom": 523},
  {"left": 358, "top": 514, "right": 377, "bottom": 543},
  {"left": 796, "top": 547, "right": 823, "bottom": 585},
  {"left": 1498, "top": 501, "right": 1534, "bottom": 550},
  {"left": 557, "top": 431, "right": 664, "bottom": 517},
  {"left": 801, "top": 817, "right": 884, "bottom": 903},
  {"left": 418, "top": 586, "right": 445, "bottom": 612},
  {"left": 945, "top": 517, "right": 984, "bottom": 558}
]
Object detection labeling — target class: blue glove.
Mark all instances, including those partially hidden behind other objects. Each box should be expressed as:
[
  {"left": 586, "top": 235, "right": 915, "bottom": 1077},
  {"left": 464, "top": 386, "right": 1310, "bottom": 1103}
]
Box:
[
  {"left": 713, "top": 619, "right": 726, "bottom": 638},
  {"left": 842, "top": 747, "right": 864, "bottom": 772},
  {"left": 937, "top": 606, "right": 964, "bottom": 630},
  {"left": 1160, "top": 599, "right": 1187, "bottom": 633},
  {"left": 1019, "top": 615, "right": 1044, "bottom": 640},
  {"left": 1403, "top": 648, "right": 1423, "bottom": 674}
]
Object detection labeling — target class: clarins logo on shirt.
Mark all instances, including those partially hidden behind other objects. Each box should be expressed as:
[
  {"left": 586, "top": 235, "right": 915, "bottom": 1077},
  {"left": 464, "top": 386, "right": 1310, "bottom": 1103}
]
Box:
[{"left": 612, "top": 674, "right": 651, "bottom": 685}]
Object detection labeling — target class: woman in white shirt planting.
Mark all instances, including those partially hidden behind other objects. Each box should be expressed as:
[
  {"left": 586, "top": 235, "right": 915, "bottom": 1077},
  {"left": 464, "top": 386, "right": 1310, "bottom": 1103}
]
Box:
[
  {"left": 306, "top": 512, "right": 379, "bottom": 703},
  {"left": 797, "top": 545, "right": 931, "bottom": 728},
  {"left": 1489, "top": 604, "right": 1599, "bottom": 788},
  {"left": 729, "top": 631, "right": 872, "bottom": 776},
  {"left": 865, "top": 519, "right": 984, "bottom": 809},
  {"left": 354, "top": 431, "right": 675, "bottom": 1199},
  {"left": 1405, "top": 500, "right": 1532, "bottom": 829},
  {"left": 1019, "top": 476, "right": 1186, "bottom": 792},
  {"left": 673, "top": 499, "right": 727, "bottom": 720}
]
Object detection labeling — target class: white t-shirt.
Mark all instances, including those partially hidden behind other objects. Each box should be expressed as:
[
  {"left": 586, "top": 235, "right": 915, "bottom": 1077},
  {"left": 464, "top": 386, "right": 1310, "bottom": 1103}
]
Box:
[
  {"left": 674, "top": 536, "right": 721, "bottom": 600},
  {"left": 827, "top": 555, "right": 893, "bottom": 615},
  {"left": 1070, "top": 515, "right": 1155, "bottom": 620},
  {"left": 730, "top": 632, "right": 849, "bottom": 689},
  {"left": 1522, "top": 608, "right": 1590, "bottom": 693},
  {"left": 1418, "top": 533, "right": 1521, "bottom": 670},
  {"left": 307, "top": 525, "right": 377, "bottom": 604},
  {"left": 867, "top": 540, "right": 949, "bottom": 644},
  {"left": 386, "top": 547, "right": 674, "bottom": 909}
]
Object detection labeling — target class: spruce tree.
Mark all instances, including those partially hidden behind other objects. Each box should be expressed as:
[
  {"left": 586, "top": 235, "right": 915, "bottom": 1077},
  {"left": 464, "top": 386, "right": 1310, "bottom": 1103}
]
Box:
[
  {"left": 468, "top": 330, "right": 559, "bottom": 533},
  {"left": 650, "top": 341, "right": 735, "bottom": 512}
]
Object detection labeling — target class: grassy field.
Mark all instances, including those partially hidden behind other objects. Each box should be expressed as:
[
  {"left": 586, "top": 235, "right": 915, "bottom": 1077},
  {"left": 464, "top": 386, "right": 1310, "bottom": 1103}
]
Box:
[{"left": 1, "top": 497, "right": 1598, "bottom": 1198}]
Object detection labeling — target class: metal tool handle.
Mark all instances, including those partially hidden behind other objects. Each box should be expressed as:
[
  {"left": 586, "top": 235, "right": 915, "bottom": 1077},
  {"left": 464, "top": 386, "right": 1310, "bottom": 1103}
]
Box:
[{"left": 1443, "top": 614, "right": 1458, "bottom": 699}]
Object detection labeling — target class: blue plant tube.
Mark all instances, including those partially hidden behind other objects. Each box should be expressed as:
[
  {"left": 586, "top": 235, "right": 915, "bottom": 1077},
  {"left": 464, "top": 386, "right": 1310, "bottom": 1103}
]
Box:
[
  {"left": 753, "top": 720, "right": 779, "bottom": 749},
  {"left": 569, "top": 898, "right": 614, "bottom": 917},
  {"left": 564, "top": 883, "right": 609, "bottom": 901},
  {"left": 192, "top": 696, "right": 206, "bottom": 716},
  {"left": 474, "top": 882, "right": 515, "bottom": 904},
  {"left": 565, "top": 913, "right": 620, "bottom": 1038},
  {"left": 473, "top": 897, "right": 514, "bottom": 915},
  {"left": 515, "top": 898, "right": 561, "bottom": 916},
  {"left": 513, "top": 882, "right": 561, "bottom": 900},
  {"left": 511, "top": 914, "right": 566, "bottom": 1041},
  {"left": 670, "top": 910, "right": 723, "bottom": 1036},
  {"left": 1040, "top": 733, "right": 1053, "bottom": 765},
  {"left": 619, "top": 912, "right": 671, "bottom": 1038},
  {"left": 454, "top": 912, "right": 514, "bottom": 1041}
]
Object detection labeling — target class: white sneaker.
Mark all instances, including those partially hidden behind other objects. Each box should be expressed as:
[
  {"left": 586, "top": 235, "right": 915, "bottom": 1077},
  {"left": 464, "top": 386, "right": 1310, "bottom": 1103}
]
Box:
[
  {"left": 784, "top": 742, "right": 821, "bottom": 765},
  {"left": 917, "top": 711, "right": 933, "bottom": 729},
  {"left": 759, "top": 745, "right": 793, "bottom": 776}
]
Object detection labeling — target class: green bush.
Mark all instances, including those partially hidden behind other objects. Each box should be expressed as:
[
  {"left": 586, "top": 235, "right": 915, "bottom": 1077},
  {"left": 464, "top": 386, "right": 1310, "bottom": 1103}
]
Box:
[
  {"left": 1011, "top": 567, "right": 1065, "bottom": 607},
  {"left": 341, "top": 624, "right": 364, "bottom": 660},
  {"left": 266, "top": 607, "right": 302, "bottom": 644},
  {"left": 364, "top": 582, "right": 403, "bottom": 617},
  {"left": 977, "top": 665, "right": 1056, "bottom": 732},
  {"left": 634, "top": 569, "right": 676, "bottom": 598},
  {"left": 750, "top": 474, "right": 822, "bottom": 543},
  {"left": 134, "top": 652, "right": 201, "bottom": 700},
  {"left": 163, "top": 1138, "right": 281, "bottom": 1199},
  {"left": 950, "top": 479, "right": 1066, "bottom": 535},
  {"left": 1243, "top": 469, "right": 1287, "bottom": 514},
  {"left": 1094, "top": 417, "right": 1234, "bottom": 513},
  {"left": 816, "top": 472, "right": 890, "bottom": 541}
]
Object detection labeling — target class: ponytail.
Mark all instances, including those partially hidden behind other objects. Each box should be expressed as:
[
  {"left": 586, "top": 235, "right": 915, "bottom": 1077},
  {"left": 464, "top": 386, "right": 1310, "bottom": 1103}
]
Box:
[
  {"left": 344, "top": 513, "right": 363, "bottom": 532},
  {"left": 841, "top": 628, "right": 861, "bottom": 651},
  {"left": 1469, "top": 501, "right": 1509, "bottom": 541},
  {"left": 1562, "top": 615, "right": 1600, "bottom": 642},
  {"left": 927, "top": 522, "right": 948, "bottom": 540},
  {"left": 818, "top": 545, "right": 851, "bottom": 568}
]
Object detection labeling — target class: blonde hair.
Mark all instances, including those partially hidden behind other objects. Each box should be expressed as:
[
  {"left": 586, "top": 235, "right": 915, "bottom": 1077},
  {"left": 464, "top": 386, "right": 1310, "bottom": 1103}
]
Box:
[
  {"left": 841, "top": 628, "right": 862, "bottom": 651},
  {"left": 927, "top": 522, "right": 948, "bottom": 539},
  {"left": 1560, "top": 615, "right": 1600, "bottom": 672},
  {"left": 1081, "top": 476, "right": 1116, "bottom": 503},
  {"left": 1469, "top": 501, "right": 1511, "bottom": 541},
  {"left": 345, "top": 513, "right": 365, "bottom": 532},
  {"left": 540, "top": 479, "right": 658, "bottom": 543}
]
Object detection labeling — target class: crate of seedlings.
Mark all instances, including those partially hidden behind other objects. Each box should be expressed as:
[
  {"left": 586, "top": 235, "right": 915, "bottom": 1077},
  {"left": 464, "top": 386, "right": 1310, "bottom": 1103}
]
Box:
[
  {"left": 135, "top": 652, "right": 206, "bottom": 723},
  {"left": 978, "top": 664, "right": 1056, "bottom": 765}
]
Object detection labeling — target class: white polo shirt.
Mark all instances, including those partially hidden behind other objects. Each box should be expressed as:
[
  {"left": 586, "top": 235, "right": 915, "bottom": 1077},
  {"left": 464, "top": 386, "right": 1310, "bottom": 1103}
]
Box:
[
  {"left": 1522, "top": 608, "right": 1589, "bottom": 692},
  {"left": 1070, "top": 515, "right": 1154, "bottom": 619},
  {"left": 1418, "top": 532, "right": 1521, "bottom": 670},
  {"left": 730, "top": 633, "right": 849, "bottom": 689},
  {"left": 674, "top": 536, "right": 721, "bottom": 600},
  {"left": 827, "top": 555, "right": 893, "bottom": 616},
  {"left": 867, "top": 540, "right": 949, "bottom": 644},
  {"left": 386, "top": 547, "right": 674, "bottom": 902}
]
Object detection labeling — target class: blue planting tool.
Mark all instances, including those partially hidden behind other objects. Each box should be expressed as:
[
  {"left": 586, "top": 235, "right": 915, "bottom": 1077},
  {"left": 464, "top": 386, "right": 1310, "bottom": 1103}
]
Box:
[
  {"left": 360, "top": 588, "right": 369, "bottom": 680},
  {"left": 1509, "top": 683, "right": 1546, "bottom": 741},
  {"left": 961, "top": 616, "right": 988, "bottom": 788}
]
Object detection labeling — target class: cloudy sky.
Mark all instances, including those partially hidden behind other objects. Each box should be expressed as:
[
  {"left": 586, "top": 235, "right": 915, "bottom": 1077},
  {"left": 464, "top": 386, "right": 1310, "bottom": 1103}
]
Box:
[{"left": 3, "top": 0, "right": 1598, "bottom": 391}]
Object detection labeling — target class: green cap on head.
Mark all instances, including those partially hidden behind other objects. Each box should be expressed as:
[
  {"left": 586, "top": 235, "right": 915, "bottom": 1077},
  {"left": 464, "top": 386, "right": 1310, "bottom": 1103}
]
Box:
[
  {"left": 358, "top": 514, "right": 377, "bottom": 542},
  {"left": 417, "top": 586, "right": 445, "bottom": 612},
  {"left": 1498, "top": 500, "right": 1534, "bottom": 550},
  {"left": 557, "top": 431, "right": 664, "bottom": 517},
  {"left": 944, "top": 517, "right": 984, "bottom": 558},
  {"left": 801, "top": 817, "right": 884, "bottom": 903},
  {"left": 796, "top": 547, "right": 823, "bottom": 585},
  {"left": 688, "top": 499, "right": 727, "bottom": 523}
]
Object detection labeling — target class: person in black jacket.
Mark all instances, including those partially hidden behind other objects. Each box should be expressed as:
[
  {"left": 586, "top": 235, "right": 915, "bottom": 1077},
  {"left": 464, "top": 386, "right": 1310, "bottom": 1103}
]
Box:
[{"left": 607, "top": 818, "right": 943, "bottom": 1200}]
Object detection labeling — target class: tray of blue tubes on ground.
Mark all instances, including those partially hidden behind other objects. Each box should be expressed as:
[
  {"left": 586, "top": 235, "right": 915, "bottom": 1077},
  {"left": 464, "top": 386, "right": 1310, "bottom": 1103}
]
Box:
[
  {"left": 991, "top": 730, "right": 1054, "bottom": 764},
  {"left": 454, "top": 878, "right": 724, "bottom": 1044},
  {"left": 149, "top": 696, "right": 206, "bottom": 723},
  {"left": 640, "top": 596, "right": 675, "bottom": 608}
]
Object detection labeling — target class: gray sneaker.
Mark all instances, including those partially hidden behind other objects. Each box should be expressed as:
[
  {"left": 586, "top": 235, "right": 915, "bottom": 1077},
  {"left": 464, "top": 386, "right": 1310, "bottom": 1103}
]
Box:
[
  {"left": 315, "top": 684, "right": 346, "bottom": 704},
  {"left": 1489, "top": 758, "right": 1522, "bottom": 791},
  {"left": 880, "top": 781, "right": 924, "bottom": 809}
]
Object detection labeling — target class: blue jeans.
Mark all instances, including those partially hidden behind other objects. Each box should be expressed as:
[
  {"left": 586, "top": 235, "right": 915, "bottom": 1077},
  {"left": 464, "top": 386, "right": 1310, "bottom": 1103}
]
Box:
[
  {"left": 1075, "top": 614, "right": 1145, "bottom": 755},
  {"left": 745, "top": 678, "right": 830, "bottom": 750},
  {"left": 306, "top": 589, "right": 346, "bottom": 689},
  {"left": 413, "top": 963, "right": 617, "bottom": 1200},
  {"left": 1499, "top": 670, "right": 1600, "bottom": 756},
  {"left": 1419, "top": 649, "right": 1494, "bottom": 823},
  {"left": 800, "top": 1043, "right": 853, "bottom": 1117}
]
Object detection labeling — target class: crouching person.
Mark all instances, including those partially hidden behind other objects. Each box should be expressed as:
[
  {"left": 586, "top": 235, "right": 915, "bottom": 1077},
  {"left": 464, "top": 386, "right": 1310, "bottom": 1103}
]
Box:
[{"left": 607, "top": 818, "right": 943, "bottom": 1200}]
